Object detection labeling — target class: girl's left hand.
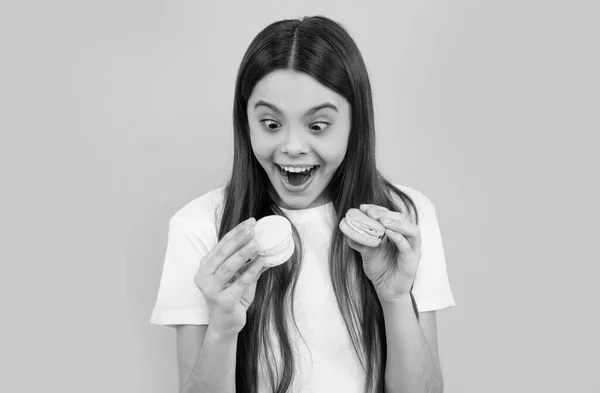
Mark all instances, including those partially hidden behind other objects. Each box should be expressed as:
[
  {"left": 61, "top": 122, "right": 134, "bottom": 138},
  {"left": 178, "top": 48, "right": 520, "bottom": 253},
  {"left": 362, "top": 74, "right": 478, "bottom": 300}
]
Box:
[{"left": 346, "top": 204, "right": 422, "bottom": 302}]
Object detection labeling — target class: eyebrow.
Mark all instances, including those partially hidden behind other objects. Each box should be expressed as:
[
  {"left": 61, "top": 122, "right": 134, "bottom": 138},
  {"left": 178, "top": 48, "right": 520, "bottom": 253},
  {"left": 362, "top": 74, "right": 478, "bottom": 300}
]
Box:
[{"left": 253, "top": 100, "right": 338, "bottom": 117}]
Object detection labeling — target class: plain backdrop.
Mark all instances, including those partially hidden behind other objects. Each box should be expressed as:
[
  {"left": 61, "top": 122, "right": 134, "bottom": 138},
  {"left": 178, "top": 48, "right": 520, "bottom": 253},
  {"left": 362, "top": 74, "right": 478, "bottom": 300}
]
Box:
[{"left": 1, "top": 1, "right": 599, "bottom": 392}]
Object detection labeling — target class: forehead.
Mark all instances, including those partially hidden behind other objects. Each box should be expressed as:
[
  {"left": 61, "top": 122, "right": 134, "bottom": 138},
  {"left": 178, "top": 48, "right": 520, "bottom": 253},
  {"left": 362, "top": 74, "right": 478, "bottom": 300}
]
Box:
[{"left": 249, "top": 69, "right": 347, "bottom": 113}]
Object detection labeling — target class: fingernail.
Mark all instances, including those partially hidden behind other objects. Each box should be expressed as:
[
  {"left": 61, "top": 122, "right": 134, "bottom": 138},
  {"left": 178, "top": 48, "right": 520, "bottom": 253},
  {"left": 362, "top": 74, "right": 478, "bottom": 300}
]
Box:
[
  {"left": 381, "top": 219, "right": 391, "bottom": 225},
  {"left": 240, "top": 217, "right": 255, "bottom": 228}
]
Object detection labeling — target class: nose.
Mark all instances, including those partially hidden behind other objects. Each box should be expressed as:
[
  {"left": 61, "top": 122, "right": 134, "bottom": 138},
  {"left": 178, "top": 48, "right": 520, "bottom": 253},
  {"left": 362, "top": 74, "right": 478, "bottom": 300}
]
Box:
[{"left": 280, "top": 127, "right": 309, "bottom": 156}]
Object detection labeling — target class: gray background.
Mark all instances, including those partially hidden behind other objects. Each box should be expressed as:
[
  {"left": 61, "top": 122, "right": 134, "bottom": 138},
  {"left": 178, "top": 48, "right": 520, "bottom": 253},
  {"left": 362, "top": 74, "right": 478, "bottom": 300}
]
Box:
[{"left": 2, "top": 1, "right": 599, "bottom": 392}]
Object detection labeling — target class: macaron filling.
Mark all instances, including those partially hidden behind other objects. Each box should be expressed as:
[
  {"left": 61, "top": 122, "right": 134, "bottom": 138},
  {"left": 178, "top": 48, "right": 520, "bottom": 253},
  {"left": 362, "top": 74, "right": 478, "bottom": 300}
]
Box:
[
  {"left": 257, "top": 235, "right": 292, "bottom": 256},
  {"left": 344, "top": 217, "right": 385, "bottom": 240}
]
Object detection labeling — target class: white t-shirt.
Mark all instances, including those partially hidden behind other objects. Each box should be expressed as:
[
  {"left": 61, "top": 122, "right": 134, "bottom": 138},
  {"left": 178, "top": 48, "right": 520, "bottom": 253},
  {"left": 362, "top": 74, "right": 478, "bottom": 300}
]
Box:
[{"left": 150, "top": 183, "right": 455, "bottom": 393}]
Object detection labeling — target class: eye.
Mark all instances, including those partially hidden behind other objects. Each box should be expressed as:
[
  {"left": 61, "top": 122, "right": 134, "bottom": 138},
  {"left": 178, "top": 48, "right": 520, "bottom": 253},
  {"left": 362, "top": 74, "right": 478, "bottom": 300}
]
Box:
[
  {"left": 260, "top": 119, "right": 280, "bottom": 132},
  {"left": 309, "top": 122, "right": 330, "bottom": 133}
]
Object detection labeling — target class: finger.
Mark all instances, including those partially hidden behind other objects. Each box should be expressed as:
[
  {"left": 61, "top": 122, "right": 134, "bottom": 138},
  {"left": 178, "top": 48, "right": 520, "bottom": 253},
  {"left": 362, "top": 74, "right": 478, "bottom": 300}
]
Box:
[
  {"left": 380, "top": 218, "right": 422, "bottom": 251},
  {"left": 362, "top": 205, "right": 406, "bottom": 223},
  {"left": 361, "top": 205, "right": 410, "bottom": 220},
  {"left": 259, "top": 265, "right": 270, "bottom": 275},
  {"left": 203, "top": 218, "right": 256, "bottom": 274},
  {"left": 223, "top": 257, "right": 267, "bottom": 300},
  {"left": 227, "top": 256, "right": 268, "bottom": 285},
  {"left": 359, "top": 203, "right": 387, "bottom": 213},
  {"left": 359, "top": 204, "right": 389, "bottom": 219},
  {"left": 361, "top": 208, "right": 420, "bottom": 249},
  {"left": 385, "top": 229, "right": 413, "bottom": 254},
  {"left": 349, "top": 206, "right": 385, "bottom": 226},
  {"left": 239, "top": 281, "right": 258, "bottom": 309},
  {"left": 359, "top": 205, "right": 421, "bottom": 251},
  {"left": 237, "top": 263, "right": 269, "bottom": 307},
  {"left": 346, "top": 237, "right": 380, "bottom": 262},
  {"left": 346, "top": 237, "right": 370, "bottom": 254},
  {"left": 213, "top": 239, "right": 259, "bottom": 289},
  {"left": 379, "top": 210, "right": 410, "bottom": 224}
]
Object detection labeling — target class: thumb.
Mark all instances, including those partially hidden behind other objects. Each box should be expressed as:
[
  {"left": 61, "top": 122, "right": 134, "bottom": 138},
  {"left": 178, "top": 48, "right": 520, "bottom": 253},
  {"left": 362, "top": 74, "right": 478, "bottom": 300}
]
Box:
[
  {"left": 240, "top": 281, "right": 258, "bottom": 309},
  {"left": 346, "top": 237, "right": 379, "bottom": 262},
  {"left": 240, "top": 265, "right": 270, "bottom": 308}
]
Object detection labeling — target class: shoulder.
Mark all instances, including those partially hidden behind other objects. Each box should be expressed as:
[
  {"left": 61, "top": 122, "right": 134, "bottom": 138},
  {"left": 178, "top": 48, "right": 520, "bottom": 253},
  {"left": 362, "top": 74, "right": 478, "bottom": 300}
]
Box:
[
  {"left": 392, "top": 184, "right": 432, "bottom": 206},
  {"left": 170, "top": 186, "right": 226, "bottom": 246},
  {"left": 391, "top": 183, "right": 436, "bottom": 216}
]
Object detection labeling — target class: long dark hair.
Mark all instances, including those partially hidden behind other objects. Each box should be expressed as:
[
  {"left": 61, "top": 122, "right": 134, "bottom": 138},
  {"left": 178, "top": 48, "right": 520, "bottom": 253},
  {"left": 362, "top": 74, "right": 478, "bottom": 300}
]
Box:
[{"left": 216, "top": 15, "right": 420, "bottom": 393}]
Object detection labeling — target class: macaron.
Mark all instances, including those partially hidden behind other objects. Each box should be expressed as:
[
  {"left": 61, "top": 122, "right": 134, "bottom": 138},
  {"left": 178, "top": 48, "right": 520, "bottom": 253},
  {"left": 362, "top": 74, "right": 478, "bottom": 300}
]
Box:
[
  {"left": 252, "top": 215, "right": 295, "bottom": 267},
  {"left": 339, "top": 208, "right": 386, "bottom": 247}
]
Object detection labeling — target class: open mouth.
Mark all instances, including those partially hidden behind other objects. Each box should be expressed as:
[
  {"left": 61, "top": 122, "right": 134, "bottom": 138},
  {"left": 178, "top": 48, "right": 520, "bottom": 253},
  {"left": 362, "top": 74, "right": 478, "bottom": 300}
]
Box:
[{"left": 276, "top": 164, "right": 320, "bottom": 188}]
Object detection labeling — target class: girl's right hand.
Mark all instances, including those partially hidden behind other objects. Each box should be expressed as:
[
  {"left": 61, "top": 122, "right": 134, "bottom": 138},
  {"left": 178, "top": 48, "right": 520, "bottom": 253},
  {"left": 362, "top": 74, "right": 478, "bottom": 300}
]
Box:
[{"left": 193, "top": 217, "right": 268, "bottom": 336}]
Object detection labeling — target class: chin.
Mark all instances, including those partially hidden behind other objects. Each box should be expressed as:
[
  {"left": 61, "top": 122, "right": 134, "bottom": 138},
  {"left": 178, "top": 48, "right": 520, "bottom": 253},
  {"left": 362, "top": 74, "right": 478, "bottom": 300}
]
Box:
[{"left": 278, "top": 195, "right": 314, "bottom": 210}]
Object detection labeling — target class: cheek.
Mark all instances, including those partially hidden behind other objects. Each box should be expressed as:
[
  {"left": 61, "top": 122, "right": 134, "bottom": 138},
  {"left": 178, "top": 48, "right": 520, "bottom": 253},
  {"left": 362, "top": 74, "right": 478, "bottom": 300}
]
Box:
[
  {"left": 314, "top": 145, "right": 345, "bottom": 172},
  {"left": 318, "top": 133, "right": 349, "bottom": 168},
  {"left": 248, "top": 125, "right": 263, "bottom": 152},
  {"left": 249, "top": 127, "right": 277, "bottom": 160}
]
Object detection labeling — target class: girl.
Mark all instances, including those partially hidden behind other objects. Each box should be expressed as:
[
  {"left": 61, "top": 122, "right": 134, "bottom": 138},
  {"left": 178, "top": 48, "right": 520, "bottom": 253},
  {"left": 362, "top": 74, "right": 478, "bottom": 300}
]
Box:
[{"left": 151, "top": 15, "right": 455, "bottom": 393}]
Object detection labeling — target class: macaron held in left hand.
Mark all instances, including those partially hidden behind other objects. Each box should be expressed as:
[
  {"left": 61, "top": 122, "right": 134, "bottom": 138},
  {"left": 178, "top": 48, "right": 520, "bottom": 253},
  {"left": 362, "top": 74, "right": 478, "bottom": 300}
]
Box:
[
  {"left": 252, "top": 215, "right": 295, "bottom": 267},
  {"left": 339, "top": 204, "right": 423, "bottom": 302}
]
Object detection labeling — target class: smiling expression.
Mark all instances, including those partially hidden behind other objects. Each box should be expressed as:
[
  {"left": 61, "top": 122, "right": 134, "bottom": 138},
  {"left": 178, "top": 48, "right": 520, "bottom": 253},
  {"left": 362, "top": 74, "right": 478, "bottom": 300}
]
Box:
[{"left": 247, "top": 69, "right": 351, "bottom": 210}]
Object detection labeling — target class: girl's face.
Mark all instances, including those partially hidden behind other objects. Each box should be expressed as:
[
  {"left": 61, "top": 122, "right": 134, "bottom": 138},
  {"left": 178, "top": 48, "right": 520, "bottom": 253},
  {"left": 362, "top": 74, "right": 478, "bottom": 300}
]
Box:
[{"left": 247, "top": 69, "right": 351, "bottom": 210}]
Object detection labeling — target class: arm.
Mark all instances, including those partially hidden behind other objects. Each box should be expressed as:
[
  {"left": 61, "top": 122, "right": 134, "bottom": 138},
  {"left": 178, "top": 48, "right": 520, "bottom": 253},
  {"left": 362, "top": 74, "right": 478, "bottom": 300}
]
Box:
[
  {"left": 174, "top": 217, "right": 265, "bottom": 392},
  {"left": 177, "top": 325, "right": 239, "bottom": 393},
  {"left": 382, "top": 296, "right": 444, "bottom": 393}
]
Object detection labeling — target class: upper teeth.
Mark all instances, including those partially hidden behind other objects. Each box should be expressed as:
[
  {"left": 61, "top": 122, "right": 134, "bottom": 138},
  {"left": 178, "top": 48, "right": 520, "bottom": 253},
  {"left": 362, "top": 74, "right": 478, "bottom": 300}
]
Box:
[{"left": 279, "top": 165, "right": 315, "bottom": 173}]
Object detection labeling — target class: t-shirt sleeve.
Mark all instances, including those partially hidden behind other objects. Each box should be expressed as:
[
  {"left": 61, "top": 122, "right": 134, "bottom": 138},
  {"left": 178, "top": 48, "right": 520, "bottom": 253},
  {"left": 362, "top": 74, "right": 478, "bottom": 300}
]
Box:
[
  {"left": 411, "top": 194, "right": 456, "bottom": 312},
  {"left": 150, "top": 216, "right": 212, "bottom": 329}
]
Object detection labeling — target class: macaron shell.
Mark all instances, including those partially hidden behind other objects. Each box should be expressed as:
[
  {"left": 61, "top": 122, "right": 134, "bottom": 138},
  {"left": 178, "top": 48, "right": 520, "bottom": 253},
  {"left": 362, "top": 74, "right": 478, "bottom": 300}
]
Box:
[
  {"left": 257, "top": 234, "right": 295, "bottom": 267},
  {"left": 253, "top": 215, "right": 292, "bottom": 251},
  {"left": 340, "top": 218, "right": 383, "bottom": 247},
  {"left": 253, "top": 215, "right": 295, "bottom": 267},
  {"left": 345, "top": 208, "right": 386, "bottom": 235}
]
